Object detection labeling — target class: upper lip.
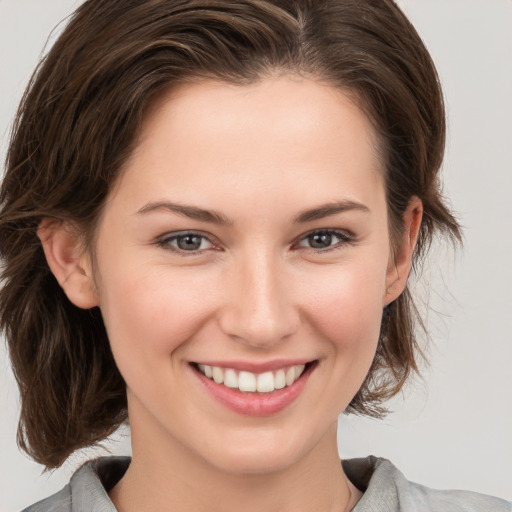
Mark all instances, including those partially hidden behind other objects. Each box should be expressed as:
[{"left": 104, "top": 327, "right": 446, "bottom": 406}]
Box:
[{"left": 191, "top": 358, "right": 315, "bottom": 373}]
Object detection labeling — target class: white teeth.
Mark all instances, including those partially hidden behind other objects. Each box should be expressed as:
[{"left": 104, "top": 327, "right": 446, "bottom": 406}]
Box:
[
  {"left": 274, "top": 369, "right": 286, "bottom": 389},
  {"left": 197, "top": 363, "right": 308, "bottom": 393},
  {"left": 256, "top": 371, "right": 275, "bottom": 393},
  {"left": 238, "top": 371, "right": 257, "bottom": 392},
  {"left": 223, "top": 369, "right": 238, "bottom": 388},
  {"left": 285, "top": 366, "right": 296, "bottom": 386},
  {"left": 212, "top": 366, "right": 224, "bottom": 384},
  {"left": 203, "top": 364, "right": 213, "bottom": 378}
]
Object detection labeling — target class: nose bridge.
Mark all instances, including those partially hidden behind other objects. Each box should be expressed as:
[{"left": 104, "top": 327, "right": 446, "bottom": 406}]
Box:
[{"left": 219, "top": 246, "right": 299, "bottom": 347}]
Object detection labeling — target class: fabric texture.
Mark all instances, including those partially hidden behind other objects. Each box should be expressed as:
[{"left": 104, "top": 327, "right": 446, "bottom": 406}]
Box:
[{"left": 22, "top": 455, "right": 511, "bottom": 511}]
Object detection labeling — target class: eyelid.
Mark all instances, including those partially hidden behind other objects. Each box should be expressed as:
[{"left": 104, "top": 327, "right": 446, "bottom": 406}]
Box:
[
  {"left": 155, "top": 228, "right": 356, "bottom": 256},
  {"left": 155, "top": 230, "right": 219, "bottom": 256},
  {"left": 294, "top": 228, "right": 356, "bottom": 253}
]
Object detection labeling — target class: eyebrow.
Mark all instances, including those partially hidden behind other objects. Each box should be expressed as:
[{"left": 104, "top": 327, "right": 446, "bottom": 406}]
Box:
[
  {"left": 136, "top": 199, "right": 370, "bottom": 225},
  {"left": 137, "top": 201, "right": 234, "bottom": 226},
  {"left": 293, "top": 200, "right": 370, "bottom": 223}
]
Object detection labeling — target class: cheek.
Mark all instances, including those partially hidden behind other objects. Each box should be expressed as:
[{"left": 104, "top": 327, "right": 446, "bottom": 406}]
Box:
[
  {"left": 290, "top": 260, "right": 387, "bottom": 415},
  {"left": 98, "top": 265, "right": 219, "bottom": 367},
  {"left": 299, "top": 260, "right": 387, "bottom": 350}
]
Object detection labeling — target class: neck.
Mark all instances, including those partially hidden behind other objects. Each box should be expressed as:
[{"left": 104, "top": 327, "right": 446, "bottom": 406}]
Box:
[{"left": 110, "top": 413, "right": 360, "bottom": 512}]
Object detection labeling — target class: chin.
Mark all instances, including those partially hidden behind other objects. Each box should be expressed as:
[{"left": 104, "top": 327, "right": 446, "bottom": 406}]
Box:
[
  {"left": 211, "top": 449, "right": 300, "bottom": 476},
  {"left": 199, "top": 428, "right": 316, "bottom": 476}
]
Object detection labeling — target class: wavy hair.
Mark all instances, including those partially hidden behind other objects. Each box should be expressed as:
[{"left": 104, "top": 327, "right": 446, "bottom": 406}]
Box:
[{"left": 0, "top": 0, "right": 461, "bottom": 468}]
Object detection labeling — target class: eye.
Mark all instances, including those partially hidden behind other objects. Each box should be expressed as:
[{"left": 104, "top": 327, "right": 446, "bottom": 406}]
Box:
[
  {"left": 296, "top": 229, "right": 353, "bottom": 252},
  {"left": 156, "top": 231, "right": 216, "bottom": 255}
]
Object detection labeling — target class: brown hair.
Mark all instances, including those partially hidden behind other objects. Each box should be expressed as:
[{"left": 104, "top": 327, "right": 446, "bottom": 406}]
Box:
[{"left": 0, "top": 0, "right": 461, "bottom": 468}]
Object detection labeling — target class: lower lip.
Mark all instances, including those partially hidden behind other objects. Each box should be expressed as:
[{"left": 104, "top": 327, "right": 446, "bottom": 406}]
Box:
[{"left": 192, "top": 363, "right": 315, "bottom": 417}]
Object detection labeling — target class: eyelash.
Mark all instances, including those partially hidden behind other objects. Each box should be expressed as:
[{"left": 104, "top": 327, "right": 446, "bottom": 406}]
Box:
[{"left": 155, "top": 229, "right": 355, "bottom": 257}]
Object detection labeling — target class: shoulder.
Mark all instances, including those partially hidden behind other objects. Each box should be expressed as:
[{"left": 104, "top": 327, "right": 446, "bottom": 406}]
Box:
[
  {"left": 21, "top": 485, "right": 72, "bottom": 512},
  {"left": 21, "top": 456, "right": 130, "bottom": 512},
  {"left": 343, "top": 456, "right": 512, "bottom": 512}
]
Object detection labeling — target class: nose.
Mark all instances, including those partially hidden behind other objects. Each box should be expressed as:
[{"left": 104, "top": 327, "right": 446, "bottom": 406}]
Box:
[{"left": 218, "top": 250, "right": 301, "bottom": 349}]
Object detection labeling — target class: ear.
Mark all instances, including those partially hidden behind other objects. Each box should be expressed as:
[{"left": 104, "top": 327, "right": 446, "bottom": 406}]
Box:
[
  {"left": 38, "top": 218, "right": 99, "bottom": 309},
  {"left": 383, "top": 196, "right": 423, "bottom": 306}
]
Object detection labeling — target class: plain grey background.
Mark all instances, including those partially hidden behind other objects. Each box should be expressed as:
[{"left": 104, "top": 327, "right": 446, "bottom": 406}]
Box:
[{"left": 1, "top": 1, "right": 511, "bottom": 510}]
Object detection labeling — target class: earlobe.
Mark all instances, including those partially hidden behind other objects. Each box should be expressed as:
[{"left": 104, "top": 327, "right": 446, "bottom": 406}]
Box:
[
  {"left": 38, "top": 218, "right": 99, "bottom": 309},
  {"left": 384, "top": 196, "right": 423, "bottom": 305}
]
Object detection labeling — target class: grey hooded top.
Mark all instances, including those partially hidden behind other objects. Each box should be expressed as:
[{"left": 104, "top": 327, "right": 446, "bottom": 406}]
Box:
[{"left": 22, "top": 455, "right": 511, "bottom": 511}]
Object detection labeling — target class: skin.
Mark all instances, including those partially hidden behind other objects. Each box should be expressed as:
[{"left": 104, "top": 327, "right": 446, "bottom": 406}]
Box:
[{"left": 40, "top": 75, "right": 422, "bottom": 512}]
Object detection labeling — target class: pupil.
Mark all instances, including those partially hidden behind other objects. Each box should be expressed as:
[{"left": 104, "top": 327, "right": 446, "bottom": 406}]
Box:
[
  {"left": 178, "top": 235, "right": 201, "bottom": 250},
  {"left": 309, "top": 233, "right": 332, "bottom": 249}
]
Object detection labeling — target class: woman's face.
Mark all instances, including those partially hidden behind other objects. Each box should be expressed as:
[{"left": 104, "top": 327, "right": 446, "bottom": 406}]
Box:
[{"left": 88, "top": 76, "right": 412, "bottom": 474}]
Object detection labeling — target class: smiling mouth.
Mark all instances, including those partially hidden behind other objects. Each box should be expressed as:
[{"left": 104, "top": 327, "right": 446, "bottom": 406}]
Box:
[{"left": 192, "top": 361, "right": 316, "bottom": 394}]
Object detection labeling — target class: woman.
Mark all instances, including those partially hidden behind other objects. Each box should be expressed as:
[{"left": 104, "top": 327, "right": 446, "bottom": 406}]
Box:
[{"left": 0, "top": 1, "right": 510, "bottom": 511}]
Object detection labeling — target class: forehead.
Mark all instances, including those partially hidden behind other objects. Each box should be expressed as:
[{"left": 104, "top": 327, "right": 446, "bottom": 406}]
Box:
[
  {"left": 136, "top": 76, "right": 379, "bottom": 158},
  {"left": 113, "top": 76, "right": 384, "bottom": 214}
]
